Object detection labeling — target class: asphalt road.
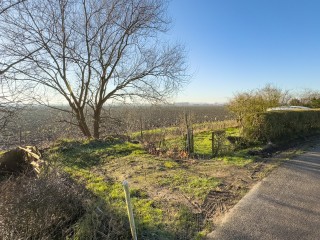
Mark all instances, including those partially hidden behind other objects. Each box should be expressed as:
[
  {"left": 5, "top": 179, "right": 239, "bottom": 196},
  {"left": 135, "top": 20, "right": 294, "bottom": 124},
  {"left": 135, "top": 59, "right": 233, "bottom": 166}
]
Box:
[{"left": 207, "top": 144, "right": 320, "bottom": 240}]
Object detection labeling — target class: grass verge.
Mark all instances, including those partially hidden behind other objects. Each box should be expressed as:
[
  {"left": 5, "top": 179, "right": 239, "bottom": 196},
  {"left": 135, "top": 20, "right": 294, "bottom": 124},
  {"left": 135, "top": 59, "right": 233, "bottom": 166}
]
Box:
[{"left": 41, "top": 132, "right": 289, "bottom": 239}]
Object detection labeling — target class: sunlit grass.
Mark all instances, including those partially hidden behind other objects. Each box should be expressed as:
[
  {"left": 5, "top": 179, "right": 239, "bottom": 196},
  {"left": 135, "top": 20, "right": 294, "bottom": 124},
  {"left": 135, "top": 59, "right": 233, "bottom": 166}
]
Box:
[
  {"left": 218, "top": 156, "right": 255, "bottom": 167},
  {"left": 44, "top": 126, "right": 275, "bottom": 239},
  {"left": 193, "top": 131, "right": 212, "bottom": 156},
  {"left": 46, "top": 139, "right": 202, "bottom": 239},
  {"left": 157, "top": 171, "right": 220, "bottom": 200}
]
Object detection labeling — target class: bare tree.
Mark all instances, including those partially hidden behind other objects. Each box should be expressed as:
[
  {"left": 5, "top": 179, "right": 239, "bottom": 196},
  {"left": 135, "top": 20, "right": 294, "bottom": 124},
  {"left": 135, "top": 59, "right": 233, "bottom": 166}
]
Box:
[
  {"left": 1, "top": 0, "right": 187, "bottom": 139},
  {"left": 0, "top": 0, "right": 25, "bottom": 15},
  {"left": 0, "top": 0, "right": 31, "bottom": 130},
  {"left": 0, "top": 0, "right": 32, "bottom": 75},
  {"left": 0, "top": 87, "right": 16, "bottom": 130},
  {"left": 227, "top": 84, "right": 290, "bottom": 128}
]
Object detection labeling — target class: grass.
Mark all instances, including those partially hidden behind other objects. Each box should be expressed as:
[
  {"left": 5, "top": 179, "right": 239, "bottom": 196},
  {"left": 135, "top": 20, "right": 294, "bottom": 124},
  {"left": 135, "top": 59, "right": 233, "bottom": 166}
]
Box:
[
  {"left": 47, "top": 139, "right": 202, "bottom": 239},
  {"left": 162, "top": 127, "right": 241, "bottom": 157},
  {"left": 157, "top": 170, "right": 220, "bottom": 200},
  {"left": 44, "top": 125, "right": 286, "bottom": 239},
  {"left": 218, "top": 155, "right": 255, "bottom": 167},
  {"left": 217, "top": 148, "right": 260, "bottom": 167},
  {"left": 130, "top": 120, "right": 238, "bottom": 139},
  {"left": 225, "top": 127, "right": 240, "bottom": 136},
  {"left": 193, "top": 131, "right": 213, "bottom": 156}
]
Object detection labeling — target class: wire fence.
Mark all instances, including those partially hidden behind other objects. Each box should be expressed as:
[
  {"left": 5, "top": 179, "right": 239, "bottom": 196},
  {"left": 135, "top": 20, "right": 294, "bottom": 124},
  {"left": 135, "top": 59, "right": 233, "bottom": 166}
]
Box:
[{"left": 140, "top": 120, "right": 240, "bottom": 159}]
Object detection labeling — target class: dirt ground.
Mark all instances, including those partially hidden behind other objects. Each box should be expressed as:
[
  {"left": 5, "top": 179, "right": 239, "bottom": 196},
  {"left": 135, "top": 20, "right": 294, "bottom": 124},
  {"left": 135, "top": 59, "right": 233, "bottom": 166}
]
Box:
[{"left": 91, "top": 151, "right": 289, "bottom": 230}]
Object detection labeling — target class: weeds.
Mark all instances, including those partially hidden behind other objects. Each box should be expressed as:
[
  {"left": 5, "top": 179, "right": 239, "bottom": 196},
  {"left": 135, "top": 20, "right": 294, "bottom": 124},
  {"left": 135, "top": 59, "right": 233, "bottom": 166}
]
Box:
[
  {"left": 1, "top": 125, "right": 283, "bottom": 239},
  {"left": 0, "top": 170, "right": 86, "bottom": 239}
]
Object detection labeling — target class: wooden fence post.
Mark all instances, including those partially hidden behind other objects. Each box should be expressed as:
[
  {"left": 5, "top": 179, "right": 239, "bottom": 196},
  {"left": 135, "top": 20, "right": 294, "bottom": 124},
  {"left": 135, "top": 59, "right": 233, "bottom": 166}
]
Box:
[
  {"left": 211, "top": 131, "right": 215, "bottom": 156},
  {"left": 185, "top": 112, "right": 195, "bottom": 156},
  {"left": 140, "top": 116, "right": 143, "bottom": 141},
  {"left": 123, "top": 180, "right": 138, "bottom": 240},
  {"left": 186, "top": 128, "right": 194, "bottom": 156},
  {"left": 190, "top": 128, "right": 194, "bottom": 154}
]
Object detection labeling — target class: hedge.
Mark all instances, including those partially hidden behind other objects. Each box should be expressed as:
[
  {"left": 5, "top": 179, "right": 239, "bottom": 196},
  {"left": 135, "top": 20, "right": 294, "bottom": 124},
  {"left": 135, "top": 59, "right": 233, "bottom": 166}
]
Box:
[{"left": 242, "top": 109, "right": 320, "bottom": 142}]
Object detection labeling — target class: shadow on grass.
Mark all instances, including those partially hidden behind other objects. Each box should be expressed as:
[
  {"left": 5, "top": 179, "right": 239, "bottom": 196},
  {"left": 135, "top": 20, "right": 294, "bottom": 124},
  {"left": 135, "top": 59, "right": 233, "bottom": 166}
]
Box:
[
  {"left": 50, "top": 139, "right": 143, "bottom": 169},
  {"left": 44, "top": 139, "right": 210, "bottom": 239},
  {"left": 62, "top": 174, "right": 199, "bottom": 240},
  {"left": 76, "top": 190, "right": 199, "bottom": 240},
  {"left": 0, "top": 170, "right": 181, "bottom": 240}
]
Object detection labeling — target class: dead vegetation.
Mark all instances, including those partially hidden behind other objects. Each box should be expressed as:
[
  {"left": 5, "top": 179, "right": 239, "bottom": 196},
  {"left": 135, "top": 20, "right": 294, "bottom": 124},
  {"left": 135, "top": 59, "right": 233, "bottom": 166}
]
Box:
[
  {"left": 0, "top": 170, "right": 85, "bottom": 239},
  {"left": 0, "top": 134, "right": 307, "bottom": 239},
  {"left": 0, "top": 168, "right": 132, "bottom": 240}
]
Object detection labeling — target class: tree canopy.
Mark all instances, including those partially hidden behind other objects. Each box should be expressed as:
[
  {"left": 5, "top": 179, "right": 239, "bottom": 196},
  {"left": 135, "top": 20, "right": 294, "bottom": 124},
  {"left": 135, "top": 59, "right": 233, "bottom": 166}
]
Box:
[{"left": 0, "top": 0, "right": 188, "bottom": 138}]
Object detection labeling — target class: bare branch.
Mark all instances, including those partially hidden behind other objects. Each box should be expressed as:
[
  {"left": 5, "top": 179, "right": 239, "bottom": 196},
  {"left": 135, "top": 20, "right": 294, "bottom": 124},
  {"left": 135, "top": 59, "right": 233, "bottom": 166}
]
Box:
[
  {"left": 0, "top": 0, "right": 26, "bottom": 15},
  {"left": 1, "top": 0, "right": 188, "bottom": 138}
]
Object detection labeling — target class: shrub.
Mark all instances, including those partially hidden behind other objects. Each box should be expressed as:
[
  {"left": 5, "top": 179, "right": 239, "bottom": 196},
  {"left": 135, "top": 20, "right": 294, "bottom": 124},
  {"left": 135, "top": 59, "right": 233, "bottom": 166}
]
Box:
[
  {"left": 0, "top": 170, "right": 87, "bottom": 239},
  {"left": 228, "top": 85, "right": 289, "bottom": 130},
  {"left": 0, "top": 167, "right": 133, "bottom": 240},
  {"left": 245, "top": 109, "right": 320, "bottom": 142}
]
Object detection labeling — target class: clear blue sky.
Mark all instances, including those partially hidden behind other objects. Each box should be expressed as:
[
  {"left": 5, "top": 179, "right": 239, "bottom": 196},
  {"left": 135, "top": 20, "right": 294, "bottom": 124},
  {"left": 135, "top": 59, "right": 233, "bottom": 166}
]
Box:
[{"left": 167, "top": 0, "right": 320, "bottom": 103}]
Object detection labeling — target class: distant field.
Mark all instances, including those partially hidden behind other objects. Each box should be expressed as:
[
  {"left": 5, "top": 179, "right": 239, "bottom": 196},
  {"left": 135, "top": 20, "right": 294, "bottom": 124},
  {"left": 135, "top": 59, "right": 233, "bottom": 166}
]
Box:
[
  {"left": 0, "top": 104, "right": 232, "bottom": 149},
  {"left": 0, "top": 114, "right": 306, "bottom": 239}
]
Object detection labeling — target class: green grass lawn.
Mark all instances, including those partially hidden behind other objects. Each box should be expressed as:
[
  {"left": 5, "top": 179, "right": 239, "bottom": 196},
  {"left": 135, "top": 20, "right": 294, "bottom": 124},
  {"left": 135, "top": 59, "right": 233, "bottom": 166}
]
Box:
[
  {"left": 47, "top": 139, "right": 205, "bottom": 239},
  {"left": 44, "top": 128, "right": 277, "bottom": 239}
]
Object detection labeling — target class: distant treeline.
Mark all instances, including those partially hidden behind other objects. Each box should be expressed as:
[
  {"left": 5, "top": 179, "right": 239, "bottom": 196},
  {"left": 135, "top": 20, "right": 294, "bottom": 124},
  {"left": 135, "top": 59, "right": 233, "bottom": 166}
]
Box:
[
  {"left": 0, "top": 104, "right": 232, "bottom": 149},
  {"left": 103, "top": 104, "right": 231, "bottom": 133}
]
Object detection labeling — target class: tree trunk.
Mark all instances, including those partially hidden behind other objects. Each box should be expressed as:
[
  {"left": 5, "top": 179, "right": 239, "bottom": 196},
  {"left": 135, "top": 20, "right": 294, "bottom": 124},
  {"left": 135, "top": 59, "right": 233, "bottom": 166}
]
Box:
[
  {"left": 79, "top": 119, "right": 92, "bottom": 138},
  {"left": 93, "top": 106, "right": 102, "bottom": 139},
  {"left": 75, "top": 108, "right": 92, "bottom": 138}
]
